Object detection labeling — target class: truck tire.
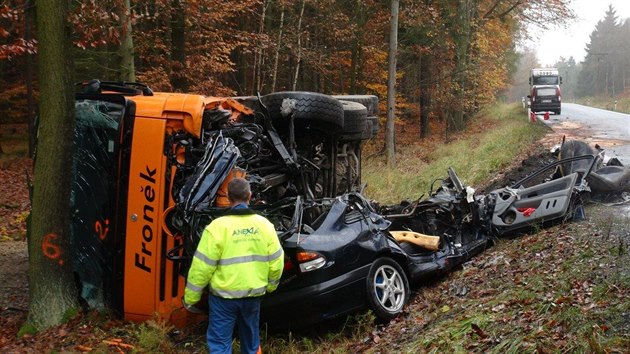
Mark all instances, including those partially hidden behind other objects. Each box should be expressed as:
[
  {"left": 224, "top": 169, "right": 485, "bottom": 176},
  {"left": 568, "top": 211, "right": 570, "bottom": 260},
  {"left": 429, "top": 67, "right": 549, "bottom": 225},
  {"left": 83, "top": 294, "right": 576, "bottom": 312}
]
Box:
[
  {"left": 361, "top": 119, "right": 373, "bottom": 140},
  {"left": 367, "top": 116, "right": 379, "bottom": 136},
  {"left": 339, "top": 100, "right": 367, "bottom": 134},
  {"left": 261, "top": 91, "right": 344, "bottom": 129},
  {"left": 333, "top": 95, "right": 379, "bottom": 116}
]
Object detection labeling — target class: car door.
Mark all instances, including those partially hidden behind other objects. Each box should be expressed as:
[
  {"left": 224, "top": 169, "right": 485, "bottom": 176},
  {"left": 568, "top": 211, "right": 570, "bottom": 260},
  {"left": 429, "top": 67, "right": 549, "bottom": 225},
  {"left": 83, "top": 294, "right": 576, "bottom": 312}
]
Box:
[{"left": 489, "top": 155, "right": 596, "bottom": 235}]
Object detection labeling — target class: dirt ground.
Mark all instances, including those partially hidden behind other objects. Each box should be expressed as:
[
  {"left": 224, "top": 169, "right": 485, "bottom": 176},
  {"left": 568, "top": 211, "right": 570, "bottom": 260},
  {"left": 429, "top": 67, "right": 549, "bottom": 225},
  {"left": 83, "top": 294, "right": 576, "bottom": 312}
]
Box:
[
  {"left": 0, "top": 151, "right": 30, "bottom": 316},
  {"left": 0, "top": 240, "right": 29, "bottom": 348},
  {"left": 0, "top": 241, "right": 28, "bottom": 310}
]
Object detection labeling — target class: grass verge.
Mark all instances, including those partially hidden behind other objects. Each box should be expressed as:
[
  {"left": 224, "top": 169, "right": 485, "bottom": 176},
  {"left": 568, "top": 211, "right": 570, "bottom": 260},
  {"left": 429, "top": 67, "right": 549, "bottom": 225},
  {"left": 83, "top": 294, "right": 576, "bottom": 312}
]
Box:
[
  {"left": 362, "top": 103, "right": 548, "bottom": 203},
  {"left": 573, "top": 95, "right": 630, "bottom": 114}
]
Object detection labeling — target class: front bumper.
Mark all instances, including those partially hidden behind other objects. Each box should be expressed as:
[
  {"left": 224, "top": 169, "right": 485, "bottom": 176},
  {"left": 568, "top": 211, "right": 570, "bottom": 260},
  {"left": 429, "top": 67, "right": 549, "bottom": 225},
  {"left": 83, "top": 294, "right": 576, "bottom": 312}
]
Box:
[{"left": 531, "top": 101, "right": 560, "bottom": 112}]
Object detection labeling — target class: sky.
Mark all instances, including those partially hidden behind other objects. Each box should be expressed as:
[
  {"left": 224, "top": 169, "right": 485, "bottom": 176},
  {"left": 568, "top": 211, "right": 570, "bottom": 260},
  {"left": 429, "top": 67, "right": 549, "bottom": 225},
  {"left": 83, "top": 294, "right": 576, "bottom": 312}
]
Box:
[{"left": 530, "top": 0, "right": 630, "bottom": 66}]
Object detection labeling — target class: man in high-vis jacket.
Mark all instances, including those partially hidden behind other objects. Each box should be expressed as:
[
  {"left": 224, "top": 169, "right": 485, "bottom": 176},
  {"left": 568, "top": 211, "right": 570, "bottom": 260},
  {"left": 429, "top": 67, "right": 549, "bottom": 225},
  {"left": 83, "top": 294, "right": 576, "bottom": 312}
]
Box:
[{"left": 183, "top": 178, "right": 284, "bottom": 354}]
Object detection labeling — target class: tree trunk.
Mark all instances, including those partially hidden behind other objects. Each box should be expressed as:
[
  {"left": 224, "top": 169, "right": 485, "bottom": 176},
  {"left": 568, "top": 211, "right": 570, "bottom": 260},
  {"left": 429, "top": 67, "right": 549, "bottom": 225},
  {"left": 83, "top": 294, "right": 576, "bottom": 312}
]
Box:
[
  {"left": 419, "top": 52, "right": 431, "bottom": 138},
  {"left": 30, "top": 0, "right": 79, "bottom": 329},
  {"left": 350, "top": 2, "right": 366, "bottom": 94},
  {"left": 292, "top": 0, "right": 306, "bottom": 91},
  {"left": 271, "top": 4, "right": 285, "bottom": 92},
  {"left": 448, "top": 0, "right": 470, "bottom": 133},
  {"left": 254, "top": 0, "right": 268, "bottom": 93},
  {"left": 118, "top": 0, "right": 136, "bottom": 82},
  {"left": 170, "top": 0, "right": 187, "bottom": 91},
  {"left": 386, "top": 0, "right": 399, "bottom": 167},
  {"left": 350, "top": 39, "right": 358, "bottom": 94},
  {"left": 25, "top": 0, "right": 36, "bottom": 157}
]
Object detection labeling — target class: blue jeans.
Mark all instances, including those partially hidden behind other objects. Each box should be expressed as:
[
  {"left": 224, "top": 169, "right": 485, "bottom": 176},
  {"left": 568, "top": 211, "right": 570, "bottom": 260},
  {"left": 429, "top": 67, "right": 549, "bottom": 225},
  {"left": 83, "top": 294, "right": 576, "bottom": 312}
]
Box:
[{"left": 207, "top": 295, "right": 261, "bottom": 354}]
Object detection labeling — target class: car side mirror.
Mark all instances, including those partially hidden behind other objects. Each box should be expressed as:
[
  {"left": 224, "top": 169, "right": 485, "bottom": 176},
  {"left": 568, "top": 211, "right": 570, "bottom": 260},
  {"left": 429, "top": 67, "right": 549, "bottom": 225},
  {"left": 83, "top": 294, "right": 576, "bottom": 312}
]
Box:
[
  {"left": 528, "top": 78, "right": 531, "bottom": 85},
  {"left": 560, "top": 76, "right": 563, "bottom": 85}
]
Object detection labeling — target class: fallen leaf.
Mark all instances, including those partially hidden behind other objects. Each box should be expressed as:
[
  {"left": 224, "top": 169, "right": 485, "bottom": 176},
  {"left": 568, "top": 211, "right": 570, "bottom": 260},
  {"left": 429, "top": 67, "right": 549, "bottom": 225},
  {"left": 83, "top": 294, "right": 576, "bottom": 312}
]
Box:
[{"left": 471, "top": 323, "right": 487, "bottom": 339}]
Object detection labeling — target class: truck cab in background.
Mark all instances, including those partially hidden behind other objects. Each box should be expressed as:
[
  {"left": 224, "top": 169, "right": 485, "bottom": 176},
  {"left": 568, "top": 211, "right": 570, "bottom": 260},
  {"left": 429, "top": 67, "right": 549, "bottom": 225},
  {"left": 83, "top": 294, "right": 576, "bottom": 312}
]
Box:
[{"left": 528, "top": 68, "right": 562, "bottom": 115}]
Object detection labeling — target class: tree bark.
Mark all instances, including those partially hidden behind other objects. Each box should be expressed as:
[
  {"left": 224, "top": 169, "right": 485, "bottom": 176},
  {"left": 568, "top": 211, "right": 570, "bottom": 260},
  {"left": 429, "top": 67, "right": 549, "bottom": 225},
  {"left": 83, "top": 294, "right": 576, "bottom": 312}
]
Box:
[
  {"left": 118, "top": 0, "right": 136, "bottom": 82},
  {"left": 350, "top": 1, "right": 366, "bottom": 94},
  {"left": 386, "top": 0, "right": 399, "bottom": 167},
  {"left": 292, "top": 0, "right": 306, "bottom": 91},
  {"left": 419, "top": 52, "right": 431, "bottom": 138},
  {"left": 271, "top": 3, "right": 285, "bottom": 92},
  {"left": 448, "top": 0, "right": 469, "bottom": 133},
  {"left": 170, "top": 0, "right": 187, "bottom": 91},
  {"left": 254, "top": 0, "right": 269, "bottom": 93},
  {"left": 30, "top": 0, "right": 79, "bottom": 329},
  {"left": 25, "top": 0, "right": 36, "bottom": 157}
]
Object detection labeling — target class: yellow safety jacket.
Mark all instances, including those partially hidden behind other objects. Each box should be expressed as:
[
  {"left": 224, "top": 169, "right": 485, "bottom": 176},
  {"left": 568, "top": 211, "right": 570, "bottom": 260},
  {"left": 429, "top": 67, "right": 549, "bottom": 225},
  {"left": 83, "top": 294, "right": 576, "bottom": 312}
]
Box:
[{"left": 184, "top": 210, "right": 284, "bottom": 304}]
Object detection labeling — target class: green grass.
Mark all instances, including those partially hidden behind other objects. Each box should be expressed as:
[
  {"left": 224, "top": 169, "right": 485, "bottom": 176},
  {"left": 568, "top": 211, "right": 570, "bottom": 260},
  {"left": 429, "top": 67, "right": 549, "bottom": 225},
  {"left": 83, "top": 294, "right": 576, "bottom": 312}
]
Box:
[
  {"left": 362, "top": 103, "right": 548, "bottom": 203},
  {"left": 134, "top": 318, "right": 177, "bottom": 353},
  {"left": 262, "top": 312, "right": 376, "bottom": 353},
  {"left": 17, "top": 322, "right": 38, "bottom": 338},
  {"left": 574, "top": 96, "right": 630, "bottom": 114}
]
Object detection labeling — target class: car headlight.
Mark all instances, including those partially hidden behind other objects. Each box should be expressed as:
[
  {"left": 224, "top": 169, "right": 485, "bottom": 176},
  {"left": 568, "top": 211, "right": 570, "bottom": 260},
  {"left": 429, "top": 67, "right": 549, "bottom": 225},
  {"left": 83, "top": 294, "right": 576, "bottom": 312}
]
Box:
[{"left": 296, "top": 251, "right": 326, "bottom": 272}]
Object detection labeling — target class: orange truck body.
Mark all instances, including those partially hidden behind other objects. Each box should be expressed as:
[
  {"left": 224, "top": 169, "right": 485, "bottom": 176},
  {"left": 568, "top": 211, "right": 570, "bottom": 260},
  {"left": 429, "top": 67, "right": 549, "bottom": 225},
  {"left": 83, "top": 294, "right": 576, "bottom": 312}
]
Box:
[{"left": 75, "top": 89, "right": 251, "bottom": 325}]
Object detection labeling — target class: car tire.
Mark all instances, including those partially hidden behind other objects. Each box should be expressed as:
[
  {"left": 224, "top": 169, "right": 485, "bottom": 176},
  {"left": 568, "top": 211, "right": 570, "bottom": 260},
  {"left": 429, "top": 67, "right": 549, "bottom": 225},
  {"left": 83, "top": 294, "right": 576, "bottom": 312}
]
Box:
[
  {"left": 366, "top": 257, "right": 409, "bottom": 322},
  {"left": 556, "top": 109, "right": 561, "bottom": 115},
  {"left": 333, "top": 95, "right": 379, "bottom": 116},
  {"left": 261, "top": 91, "right": 344, "bottom": 129}
]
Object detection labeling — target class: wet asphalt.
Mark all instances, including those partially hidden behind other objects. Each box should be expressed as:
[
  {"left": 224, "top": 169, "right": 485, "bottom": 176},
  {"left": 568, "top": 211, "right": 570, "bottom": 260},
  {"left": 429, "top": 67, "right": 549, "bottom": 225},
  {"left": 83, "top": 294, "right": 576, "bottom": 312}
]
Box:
[{"left": 535, "top": 102, "right": 630, "bottom": 165}]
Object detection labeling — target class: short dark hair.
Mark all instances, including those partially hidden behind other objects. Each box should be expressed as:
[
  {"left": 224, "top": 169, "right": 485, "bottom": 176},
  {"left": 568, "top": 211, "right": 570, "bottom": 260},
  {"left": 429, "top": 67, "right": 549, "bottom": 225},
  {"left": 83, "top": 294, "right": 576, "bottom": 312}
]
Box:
[{"left": 227, "top": 178, "right": 250, "bottom": 203}]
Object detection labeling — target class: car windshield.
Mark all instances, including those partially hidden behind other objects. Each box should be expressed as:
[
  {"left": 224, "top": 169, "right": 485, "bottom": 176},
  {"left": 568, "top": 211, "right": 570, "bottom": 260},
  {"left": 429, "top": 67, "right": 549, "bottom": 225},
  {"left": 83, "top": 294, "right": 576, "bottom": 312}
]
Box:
[
  {"left": 72, "top": 98, "right": 126, "bottom": 308},
  {"left": 532, "top": 76, "right": 559, "bottom": 85}
]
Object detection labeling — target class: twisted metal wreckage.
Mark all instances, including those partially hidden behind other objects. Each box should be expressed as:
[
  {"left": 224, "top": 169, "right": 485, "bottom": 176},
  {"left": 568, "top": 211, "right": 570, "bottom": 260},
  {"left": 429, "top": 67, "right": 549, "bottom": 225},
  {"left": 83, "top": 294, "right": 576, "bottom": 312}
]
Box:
[{"left": 68, "top": 81, "right": 628, "bottom": 329}]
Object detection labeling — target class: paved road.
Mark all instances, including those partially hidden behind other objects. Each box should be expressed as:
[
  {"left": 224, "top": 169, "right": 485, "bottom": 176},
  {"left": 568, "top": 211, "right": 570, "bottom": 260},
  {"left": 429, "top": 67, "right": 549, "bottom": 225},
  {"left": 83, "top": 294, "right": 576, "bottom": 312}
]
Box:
[{"left": 536, "top": 102, "right": 630, "bottom": 165}]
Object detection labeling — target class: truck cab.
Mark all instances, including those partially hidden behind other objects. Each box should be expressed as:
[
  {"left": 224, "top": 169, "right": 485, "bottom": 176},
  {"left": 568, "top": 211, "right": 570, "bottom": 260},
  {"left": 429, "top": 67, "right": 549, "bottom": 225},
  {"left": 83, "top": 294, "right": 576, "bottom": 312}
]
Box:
[{"left": 528, "top": 68, "right": 562, "bottom": 115}]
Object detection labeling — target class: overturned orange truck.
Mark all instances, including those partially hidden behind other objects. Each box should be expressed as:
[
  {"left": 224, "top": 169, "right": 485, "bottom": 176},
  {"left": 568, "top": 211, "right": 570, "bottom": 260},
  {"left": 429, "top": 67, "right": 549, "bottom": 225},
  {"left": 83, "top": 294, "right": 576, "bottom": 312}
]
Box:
[
  {"left": 71, "top": 81, "right": 378, "bottom": 326},
  {"left": 72, "top": 82, "right": 260, "bottom": 325}
]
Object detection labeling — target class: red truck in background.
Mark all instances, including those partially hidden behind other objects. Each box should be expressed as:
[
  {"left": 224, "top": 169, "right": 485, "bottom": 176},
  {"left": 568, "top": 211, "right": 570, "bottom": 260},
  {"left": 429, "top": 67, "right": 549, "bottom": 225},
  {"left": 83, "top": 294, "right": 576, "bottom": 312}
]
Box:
[{"left": 529, "top": 68, "right": 563, "bottom": 115}]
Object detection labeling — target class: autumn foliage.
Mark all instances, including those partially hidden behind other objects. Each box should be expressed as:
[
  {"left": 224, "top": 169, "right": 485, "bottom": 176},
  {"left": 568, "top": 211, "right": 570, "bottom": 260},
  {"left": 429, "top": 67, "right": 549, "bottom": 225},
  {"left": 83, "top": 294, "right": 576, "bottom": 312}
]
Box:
[{"left": 0, "top": 0, "right": 573, "bottom": 135}]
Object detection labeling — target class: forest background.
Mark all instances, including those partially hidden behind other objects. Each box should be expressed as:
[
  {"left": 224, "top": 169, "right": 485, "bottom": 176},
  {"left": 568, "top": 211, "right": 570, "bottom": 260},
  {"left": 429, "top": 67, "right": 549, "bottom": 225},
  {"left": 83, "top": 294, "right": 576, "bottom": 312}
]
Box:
[
  {"left": 2, "top": 1, "right": 629, "bottom": 141},
  {"left": 0, "top": 0, "right": 587, "bottom": 145}
]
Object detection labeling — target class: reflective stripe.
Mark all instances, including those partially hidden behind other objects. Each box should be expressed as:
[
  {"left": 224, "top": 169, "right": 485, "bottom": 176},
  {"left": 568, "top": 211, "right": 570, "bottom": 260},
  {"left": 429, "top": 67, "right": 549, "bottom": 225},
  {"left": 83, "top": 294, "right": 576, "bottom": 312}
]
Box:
[
  {"left": 218, "top": 248, "right": 284, "bottom": 266},
  {"left": 211, "top": 286, "right": 267, "bottom": 298},
  {"left": 186, "top": 282, "right": 204, "bottom": 293},
  {"left": 195, "top": 250, "right": 218, "bottom": 266},
  {"left": 268, "top": 248, "right": 283, "bottom": 261},
  {"left": 268, "top": 279, "right": 280, "bottom": 286}
]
